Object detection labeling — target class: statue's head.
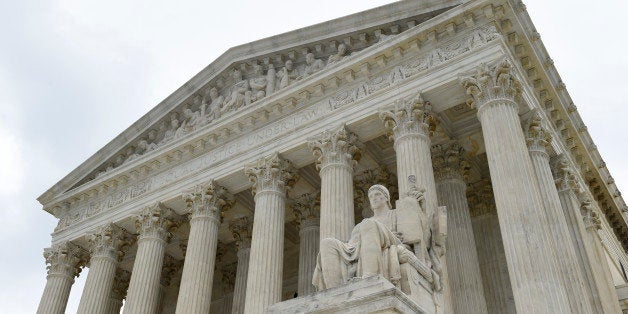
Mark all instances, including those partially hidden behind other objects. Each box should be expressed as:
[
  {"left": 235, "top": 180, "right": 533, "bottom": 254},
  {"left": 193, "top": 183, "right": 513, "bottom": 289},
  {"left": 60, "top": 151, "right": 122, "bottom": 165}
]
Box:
[{"left": 368, "top": 184, "right": 392, "bottom": 210}]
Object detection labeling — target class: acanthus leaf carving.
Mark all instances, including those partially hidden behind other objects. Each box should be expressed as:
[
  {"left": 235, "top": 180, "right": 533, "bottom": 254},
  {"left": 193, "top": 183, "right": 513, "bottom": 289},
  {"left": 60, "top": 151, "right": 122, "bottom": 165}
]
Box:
[
  {"left": 432, "top": 141, "right": 470, "bottom": 182},
  {"left": 307, "top": 124, "right": 361, "bottom": 171},
  {"left": 460, "top": 58, "right": 522, "bottom": 111},
  {"left": 229, "top": 216, "right": 253, "bottom": 250},
  {"left": 183, "top": 179, "right": 234, "bottom": 222},
  {"left": 524, "top": 109, "right": 552, "bottom": 153},
  {"left": 43, "top": 242, "right": 88, "bottom": 279},
  {"left": 379, "top": 92, "right": 435, "bottom": 141},
  {"left": 553, "top": 154, "right": 581, "bottom": 192},
  {"left": 133, "top": 203, "right": 182, "bottom": 242},
  {"left": 244, "top": 153, "right": 298, "bottom": 195},
  {"left": 87, "top": 223, "right": 135, "bottom": 262}
]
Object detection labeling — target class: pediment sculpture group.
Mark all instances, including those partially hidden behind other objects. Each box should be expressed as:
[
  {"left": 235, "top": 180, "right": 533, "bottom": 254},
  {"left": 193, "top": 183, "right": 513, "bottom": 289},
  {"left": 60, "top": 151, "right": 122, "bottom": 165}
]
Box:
[
  {"left": 313, "top": 176, "right": 447, "bottom": 296},
  {"left": 95, "top": 43, "right": 359, "bottom": 179}
]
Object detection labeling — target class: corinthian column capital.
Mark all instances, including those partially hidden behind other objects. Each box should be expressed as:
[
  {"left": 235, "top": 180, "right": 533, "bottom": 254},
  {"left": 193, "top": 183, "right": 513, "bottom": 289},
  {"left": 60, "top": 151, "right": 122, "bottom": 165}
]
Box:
[
  {"left": 379, "top": 92, "right": 435, "bottom": 142},
  {"left": 244, "top": 153, "right": 298, "bottom": 196},
  {"left": 432, "top": 141, "right": 470, "bottom": 182},
  {"left": 524, "top": 110, "right": 552, "bottom": 154},
  {"left": 111, "top": 269, "right": 131, "bottom": 301},
  {"left": 307, "top": 124, "right": 361, "bottom": 171},
  {"left": 580, "top": 198, "right": 602, "bottom": 231},
  {"left": 87, "top": 223, "right": 134, "bottom": 261},
  {"left": 229, "top": 216, "right": 253, "bottom": 249},
  {"left": 183, "top": 180, "right": 234, "bottom": 221},
  {"left": 43, "top": 242, "right": 87, "bottom": 279},
  {"left": 292, "top": 193, "right": 320, "bottom": 224},
  {"left": 552, "top": 154, "right": 581, "bottom": 192},
  {"left": 460, "top": 59, "right": 522, "bottom": 113},
  {"left": 134, "top": 203, "right": 181, "bottom": 242}
]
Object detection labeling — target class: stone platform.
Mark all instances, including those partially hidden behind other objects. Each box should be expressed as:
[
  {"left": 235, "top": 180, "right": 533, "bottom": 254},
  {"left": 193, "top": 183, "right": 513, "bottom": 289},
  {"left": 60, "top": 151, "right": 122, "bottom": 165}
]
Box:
[{"left": 267, "top": 276, "right": 425, "bottom": 314}]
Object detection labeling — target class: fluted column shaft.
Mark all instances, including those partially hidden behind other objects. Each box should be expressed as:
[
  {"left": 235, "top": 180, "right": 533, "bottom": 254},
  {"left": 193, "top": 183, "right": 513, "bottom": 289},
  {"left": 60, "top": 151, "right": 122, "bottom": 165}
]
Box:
[
  {"left": 298, "top": 218, "right": 320, "bottom": 295},
  {"left": 37, "top": 272, "right": 76, "bottom": 314},
  {"left": 435, "top": 175, "right": 487, "bottom": 314},
  {"left": 462, "top": 61, "right": 570, "bottom": 313},
  {"left": 471, "top": 212, "right": 516, "bottom": 314},
  {"left": 527, "top": 139, "right": 592, "bottom": 312},
  {"left": 232, "top": 247, "right": 251, "bottom": 314},
  {"left": 176, "top": 181, "right": 231, "bottom": 314},
  {"left": 243, "top": 154, "right": 296, "bottom": 313},
  {"left": 77, "top": 255, "right": 117, "bottom": 314},
  {"left": 308, "top": 125, "right": 359, "bottom": 242},
  {"left": 124, "top": 205, "right": 177, "bottom": 314},
  {"left": 78, "top": 225, "right": 129, "bottom": 314},
  {"left": 176, "top": 213, "right": 220, "bottom": 313},
  {"left": 37, "top": 244, "right": 84, "bottom": 314},
  {"left": 107, "top": 298, "right": 123, "bottom": 314}
]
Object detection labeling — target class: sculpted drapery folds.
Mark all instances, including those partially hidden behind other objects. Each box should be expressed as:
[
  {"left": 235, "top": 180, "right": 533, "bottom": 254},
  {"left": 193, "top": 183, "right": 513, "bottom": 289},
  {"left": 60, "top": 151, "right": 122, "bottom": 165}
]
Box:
[{"left": 313, "top": 180, "right": 446, "bottom": 294}]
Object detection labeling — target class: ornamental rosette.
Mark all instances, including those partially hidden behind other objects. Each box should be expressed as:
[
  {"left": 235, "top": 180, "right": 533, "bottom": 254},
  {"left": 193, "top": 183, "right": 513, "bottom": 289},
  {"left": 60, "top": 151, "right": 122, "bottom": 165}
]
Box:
[
  {"left": 183, "top": 180, "right": 234, "bottom": 221},
  {"left": 307, "top": 124, "right": 361, "bottom": 171},
  {"left": 431, "top": 141, "right": 470, "bottom": 182},
  {"left": 552, "top": 154, "right": 580, "bottom": 192},
  {"left": 229, "top": 216, "right": 253, "bottom": 249},
  {"left": 524, "top": 110, "right": 552, "bottom": 153},
  {"left": 87, "top": 223, "right": 134, "bottom": 261},
  {"left": 43, "top": 242, "right": 88, "bottom": 278},
  {"left": 134, "top": 203, "right": 181, "bottom": 241},
  {"left": 460, "top": 59, "right": 522, "bottom": 110},
  {"left": 379, "top": 92, "right": 435, "bottom": 142},
  {"left": 244, "top": 153, "right": 298, "bottom": 195}
]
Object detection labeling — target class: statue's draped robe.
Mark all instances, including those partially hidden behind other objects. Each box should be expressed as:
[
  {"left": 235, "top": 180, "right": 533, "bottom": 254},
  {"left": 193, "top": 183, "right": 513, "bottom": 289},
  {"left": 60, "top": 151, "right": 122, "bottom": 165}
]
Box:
[{"left": 313, "top": 210, "right": 404, "bottom": 290}]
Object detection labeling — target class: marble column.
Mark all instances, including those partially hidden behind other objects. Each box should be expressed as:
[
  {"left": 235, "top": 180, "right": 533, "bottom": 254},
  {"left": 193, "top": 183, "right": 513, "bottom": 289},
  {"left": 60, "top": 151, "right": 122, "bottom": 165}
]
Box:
[
  {"left": 229, "top": 216, "right": 253, "bottom": 314},
  {"left": 524, "top": 114, "right": 593, "bottom": 313},
  {"left": 160, "top": 255, "right": 183, "bottom": 314},
  {"left": 176, "top": 181, "right": 233, "bottom": 314},
  {"left": 308, "top": 124, "right": 359, "bottom": 242},
  {"left": 124, "top": 204, "right": 180, "bottom": 314},
  {"left": 432, "top": 142, "right": 488, "bottom": 314},
  {"left": 107, "top": 269, "right": 130, "bottom": 314},
  {"left": 293, "top": 193, "right": 320, "bottom": 296},
  {"left": 460, "top": 59, "right": 570, "bottom": 313},
  {"left": 220, "top": 263, "right": 237, "bottom": 314},
  {"left": 468, "top": 180, "right": 515, "bottom": 314},
  {"left": 243, "top": 153, "right": 297, "bottom": 313},
  {"left": 379, "top": 93, "right": 437, "bottom": 261},
  {"left": 37, "top": 242, "right": 86, "bottom": 314},
  {"left": 77, "top": 224, "right": 131, "bottom": 314},
  {"left": 554, "top": 157, "right": 615, "bottom": 312},
  {"left": 580, "top": 199, "right": 622, "bottom": 313}
]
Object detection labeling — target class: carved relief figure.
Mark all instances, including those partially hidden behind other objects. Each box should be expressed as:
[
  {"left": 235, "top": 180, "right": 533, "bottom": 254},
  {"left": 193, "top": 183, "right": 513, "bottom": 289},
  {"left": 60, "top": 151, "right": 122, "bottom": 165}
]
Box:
[
  {"left": 249, "top": 64, "right": 267, "bottom": 102},
  {"left": 303, "top": 53, "right": 325, "bottom": 77},
  {"left": 223, "top": 69, "right": 251, "bottom": 114},
  {"left": 278, "top": 59, "right": 297, "bottom": 89},
  {"left": 326, "top": 43, "right": 348, "bottom": 67},
  {"left": 313, "top": 180, "right": 446, "bottom": 293},
  {"left": 207, "top": 87, "right": 224, "bottom": 121},
  {"left": 160, "top": 114, "right": 180, "bottom": 144}
]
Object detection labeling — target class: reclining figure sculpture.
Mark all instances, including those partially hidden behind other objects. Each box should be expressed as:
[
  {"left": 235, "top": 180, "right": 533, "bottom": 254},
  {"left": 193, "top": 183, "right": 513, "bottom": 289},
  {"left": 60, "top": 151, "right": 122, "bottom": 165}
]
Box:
[{"left": 313, "top": 176, "right": 447, "bottom": 307}]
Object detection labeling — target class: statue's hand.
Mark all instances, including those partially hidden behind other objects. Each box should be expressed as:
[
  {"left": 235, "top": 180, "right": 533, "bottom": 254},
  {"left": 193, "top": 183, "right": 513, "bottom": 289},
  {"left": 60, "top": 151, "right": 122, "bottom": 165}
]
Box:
[{"left": 393, "top": 231, "right": 404, "bottom": 242}]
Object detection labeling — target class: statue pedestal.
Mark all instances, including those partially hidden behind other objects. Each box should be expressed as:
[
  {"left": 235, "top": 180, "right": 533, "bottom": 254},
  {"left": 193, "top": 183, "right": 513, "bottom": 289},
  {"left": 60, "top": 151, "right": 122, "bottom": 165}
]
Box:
[{"left": 267, "top": 276, "right": 426, "bottom": 314}]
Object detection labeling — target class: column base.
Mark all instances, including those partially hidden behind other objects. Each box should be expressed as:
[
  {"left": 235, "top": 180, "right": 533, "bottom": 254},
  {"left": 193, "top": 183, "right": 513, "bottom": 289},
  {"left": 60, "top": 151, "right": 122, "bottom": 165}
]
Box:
[{"left": 267, "top": 276, "right": 427, "bottom": 314}]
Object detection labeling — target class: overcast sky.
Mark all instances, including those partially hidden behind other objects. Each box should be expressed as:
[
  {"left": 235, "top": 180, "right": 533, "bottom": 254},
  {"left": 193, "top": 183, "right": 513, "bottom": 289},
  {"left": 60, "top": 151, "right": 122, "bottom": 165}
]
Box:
[{"left": 0, "top": 0, "right": 626, "bottom": 312}]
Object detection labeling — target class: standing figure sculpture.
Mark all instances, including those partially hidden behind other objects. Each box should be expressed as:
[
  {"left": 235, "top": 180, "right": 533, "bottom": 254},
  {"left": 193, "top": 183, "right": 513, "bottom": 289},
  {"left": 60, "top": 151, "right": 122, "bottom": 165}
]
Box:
[{"left": 313, "top": 178, "right": 446, "bottom": 305}]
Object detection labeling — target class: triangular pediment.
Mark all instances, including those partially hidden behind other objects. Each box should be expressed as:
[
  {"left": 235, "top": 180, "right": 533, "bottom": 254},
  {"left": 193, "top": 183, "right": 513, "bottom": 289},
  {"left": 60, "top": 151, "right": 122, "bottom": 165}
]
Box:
[{"left": 38, "top": 0, "right": 462, "bottom": 207}]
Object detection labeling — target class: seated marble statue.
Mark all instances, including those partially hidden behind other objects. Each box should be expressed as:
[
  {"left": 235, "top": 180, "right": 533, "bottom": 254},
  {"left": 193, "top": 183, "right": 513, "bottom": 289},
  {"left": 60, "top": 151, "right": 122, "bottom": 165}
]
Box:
[{"left": 313, "top": 181, "right": 445, "bottom": 294}]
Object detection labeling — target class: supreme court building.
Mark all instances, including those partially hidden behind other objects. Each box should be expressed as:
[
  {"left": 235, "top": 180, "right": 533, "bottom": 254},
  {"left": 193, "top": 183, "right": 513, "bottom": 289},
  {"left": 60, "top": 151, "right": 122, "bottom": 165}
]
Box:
[{"left": 36, "top": 1, "right": 628, "bottom": 313}]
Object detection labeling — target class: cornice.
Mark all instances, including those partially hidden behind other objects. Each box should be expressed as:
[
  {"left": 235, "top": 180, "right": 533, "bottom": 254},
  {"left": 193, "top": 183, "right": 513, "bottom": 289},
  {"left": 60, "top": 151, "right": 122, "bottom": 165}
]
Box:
[{"left": 38, "top": 0, "right": 462, "bottom": 207}]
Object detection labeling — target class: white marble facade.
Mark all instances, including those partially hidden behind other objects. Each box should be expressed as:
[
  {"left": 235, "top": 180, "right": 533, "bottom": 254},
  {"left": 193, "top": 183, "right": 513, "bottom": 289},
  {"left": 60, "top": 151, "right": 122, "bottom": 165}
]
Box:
[{"left": 37, "top": 1, "right": 628, "bottom": 313}]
